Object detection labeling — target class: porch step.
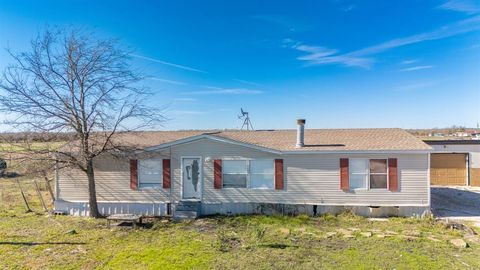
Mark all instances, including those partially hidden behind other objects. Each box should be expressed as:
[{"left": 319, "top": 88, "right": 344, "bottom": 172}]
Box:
[
  {"left": 176, "top": 200, "right": 201, "bottom": 212},
  {"left": 173, "top": 200, "right": 201, "bottom": 221},
  {"left": 173, "top": 211, "right": 198, "bottom": 221}
]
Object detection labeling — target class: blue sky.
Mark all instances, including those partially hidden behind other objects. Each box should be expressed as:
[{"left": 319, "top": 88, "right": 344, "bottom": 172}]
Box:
[{"left": 0, "top": 0, "right": 479, "bottom": 130}]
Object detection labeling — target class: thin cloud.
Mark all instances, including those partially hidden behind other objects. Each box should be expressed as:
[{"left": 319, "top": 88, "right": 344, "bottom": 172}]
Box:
[
  {"left": 401, "top": 59, "right": 419, "bottom": 65},
  {"left": 132, "top": 54, "right": 207, "bottom": 73},
  {"left": 251, "top": 15, "right": 312, "bottom": 32},
  {"left": 438, "top": 0, "right": 480, "bottom": 14},
  {"left": 285, "top": 15, "right": 480, "bottom": 68},
  {"left": 148, "top": 77, "right": 188, "bottom": 85},
  {"left": 173, "top": 98, "right": 197, "bottom": 102},
  {"left": 233, "top": 79, "right": 262, "bottom": 86},
  {"left": 283, "top": 39, "right": 372, "bottom": 68},
  {"left": 185, "top": 87, "right": 263, "bottom": 95},
  {"left": 168, "top": 110, "right": 207, "bottom": 115},
  {"left": 341, "top": 4, "right": 356, "bottom": 12},
  {"left": 399, "top": 65, "right": 434, "bottom": 72},
  {"left": 395, "top": 81, "right": 439, "bottom": 91}
]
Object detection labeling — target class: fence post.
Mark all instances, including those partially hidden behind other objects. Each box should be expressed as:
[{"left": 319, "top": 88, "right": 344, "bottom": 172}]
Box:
[
  {"left": 16, "top": 179, "right": 32, "bottom": 212},
  {"left": 33, "top": 179, "right": 48, "bottom": 212}
]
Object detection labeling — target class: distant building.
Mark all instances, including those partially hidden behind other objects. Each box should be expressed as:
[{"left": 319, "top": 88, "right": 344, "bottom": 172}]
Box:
[{"left": 452, "top": 132, "right": 469, "bottom": 137}]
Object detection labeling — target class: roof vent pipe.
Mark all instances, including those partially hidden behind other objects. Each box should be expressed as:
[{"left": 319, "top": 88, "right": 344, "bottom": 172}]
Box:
[{"left": 296, "top": 119, "right": 306, "bottom": 148}]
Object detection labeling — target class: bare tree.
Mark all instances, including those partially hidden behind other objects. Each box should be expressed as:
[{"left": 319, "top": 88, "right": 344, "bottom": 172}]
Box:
[{"left": 0, "top": 28, "right": 162, "bottom": 218}]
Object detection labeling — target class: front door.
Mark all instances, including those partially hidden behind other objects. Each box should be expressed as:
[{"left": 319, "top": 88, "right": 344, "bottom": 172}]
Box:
[{"left": 182, "top": 157, "right": 202, "bottom": 200}]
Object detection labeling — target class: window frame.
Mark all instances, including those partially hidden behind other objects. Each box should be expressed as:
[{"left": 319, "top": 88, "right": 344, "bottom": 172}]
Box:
[
  {"left": 138, "top": 158, "right": 163, "bottom": 189},
  {"left": 222, "top": 159, "right": 248, "bottom": 189},
  {"left": 221, "top": 159, "right": 275, "bottom": 190},
  {"left": 349, "top": 158, "right": 389, "bottom": 191},
  {"left": 369, "top": 159, "right": 389, "bottom": 190}
]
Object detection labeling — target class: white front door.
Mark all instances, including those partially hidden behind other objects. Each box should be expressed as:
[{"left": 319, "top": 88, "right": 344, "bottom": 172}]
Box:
[{"left": 182, "top": 157, "right": 202, "bottom": 200}]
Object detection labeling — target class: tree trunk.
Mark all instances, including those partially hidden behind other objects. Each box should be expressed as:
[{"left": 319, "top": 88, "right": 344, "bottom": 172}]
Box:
[{"left": 86, "top": 158, "right": 101, "bottom": 218}]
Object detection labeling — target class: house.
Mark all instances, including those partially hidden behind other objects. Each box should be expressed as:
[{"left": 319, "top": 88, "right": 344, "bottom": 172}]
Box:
[
  {"left": 424, "top": 139, "right": 480, "bottom": 187},
  {"left": 452, "top": 132, "right": 469, "bottom": 137},
  {"left": 54, "top": 120, "right": 432, "bottom": 218}
]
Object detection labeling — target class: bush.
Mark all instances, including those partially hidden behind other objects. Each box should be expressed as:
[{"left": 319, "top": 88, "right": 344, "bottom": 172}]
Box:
[{"left": 0, "top": 158, "right": 6, "bottom": 177}]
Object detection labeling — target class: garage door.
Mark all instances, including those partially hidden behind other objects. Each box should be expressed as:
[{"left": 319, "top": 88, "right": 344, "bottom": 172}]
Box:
[{"left": 431, "top": 153, "right": 467, "bottom": 186}]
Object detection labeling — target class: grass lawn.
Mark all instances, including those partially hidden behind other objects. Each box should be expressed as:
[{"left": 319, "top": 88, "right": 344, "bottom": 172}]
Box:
[{"left": 1, "top": 179, "right": 480, "bottom": 270}]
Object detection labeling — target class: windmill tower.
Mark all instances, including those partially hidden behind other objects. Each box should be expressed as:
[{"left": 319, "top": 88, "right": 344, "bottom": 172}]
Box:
[{"left": 238, "top": 108, "right": 254, "bottom": 130}]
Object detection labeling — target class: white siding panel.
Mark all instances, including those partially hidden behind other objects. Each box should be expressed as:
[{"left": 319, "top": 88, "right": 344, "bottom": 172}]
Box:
[{"left": 57, "top": 138, "right": 429, "bottom": 207}]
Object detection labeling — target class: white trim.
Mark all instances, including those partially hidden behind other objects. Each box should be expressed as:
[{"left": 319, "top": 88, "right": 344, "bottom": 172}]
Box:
[
  {"left": 180, "top": 156, "right": 203, "bottom": 200},
  {"left": 55, "top": 161, "right": 59, "bottom": 200}
]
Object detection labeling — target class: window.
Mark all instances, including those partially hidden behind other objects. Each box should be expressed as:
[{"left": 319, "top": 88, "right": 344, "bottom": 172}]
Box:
[
  {"left": 369, "top": 159, "right": 388, "bottom": 189},
  {"left": 222, "top": 159, "right": 275, "bottom": 189},
  {"left": 349, "top": 159, "right": 368, "bottom": 189},
  {"left": 349, "top": 158, "right": 388, "bottom": 190},
  {"left": 138, "top": 159, "right": 162, "bottom": 188},
  {"left": 223, "top": 160, "right": 248, "bottom": 188},
  {"left": 250, "top": 160, "right": 275, "bottom": 189}
]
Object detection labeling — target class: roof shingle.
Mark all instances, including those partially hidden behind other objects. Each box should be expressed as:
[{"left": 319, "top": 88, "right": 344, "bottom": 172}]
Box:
[{"left": 111, "top": 128, "right": 431, "bottom": 152}]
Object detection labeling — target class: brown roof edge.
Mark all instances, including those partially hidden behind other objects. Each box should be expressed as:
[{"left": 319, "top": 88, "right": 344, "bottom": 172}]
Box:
[{"left": 424, "top": 140, "right": 480, "bottom": 145}]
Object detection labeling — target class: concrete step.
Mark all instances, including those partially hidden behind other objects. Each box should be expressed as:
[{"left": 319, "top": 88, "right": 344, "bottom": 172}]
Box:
[
  {"left": 176, "top": 204, "right": 199, "bottom": 211},
  {"left": 176, "top": 200, "right": 201, "bottom": 212},
  {"left": 173, "top": 210, "right": 198, "bottom": 221}
]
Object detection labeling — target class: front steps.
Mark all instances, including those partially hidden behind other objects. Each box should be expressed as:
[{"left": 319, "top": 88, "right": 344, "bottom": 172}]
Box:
[{"left": 173, "top": 200, "right": 201, "bottom": 221}]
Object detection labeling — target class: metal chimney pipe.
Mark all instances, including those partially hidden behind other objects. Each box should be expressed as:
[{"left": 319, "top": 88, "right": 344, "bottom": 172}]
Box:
[{"left": 296, "top": 119, "right": 306, "bottom": 148}]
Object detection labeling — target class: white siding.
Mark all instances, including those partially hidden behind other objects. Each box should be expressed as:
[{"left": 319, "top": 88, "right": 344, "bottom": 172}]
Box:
[{"left": 57, "top": 138, "right": 429, "bottom": 207}]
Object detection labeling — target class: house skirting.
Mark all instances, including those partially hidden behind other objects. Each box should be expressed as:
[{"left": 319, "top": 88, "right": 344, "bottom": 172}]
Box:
[
  {"left": 201, "top": 203, "right": 430, "bottom": 218},
  {"left": 54, "top": 200, "right": 169, "bottom": 216},
  {"left": 55, "top": 200, "right": 430, "bottom": 218}
]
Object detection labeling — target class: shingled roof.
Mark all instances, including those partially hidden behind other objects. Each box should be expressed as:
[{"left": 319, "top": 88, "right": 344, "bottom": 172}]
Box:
[{"left": 110, "top": 128, "right": 431, "bottom": 152}]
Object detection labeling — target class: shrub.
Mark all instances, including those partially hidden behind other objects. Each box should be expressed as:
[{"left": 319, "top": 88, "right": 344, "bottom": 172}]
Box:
[{"left": 0, "top": 158, "right": 6, "bottom": 177}]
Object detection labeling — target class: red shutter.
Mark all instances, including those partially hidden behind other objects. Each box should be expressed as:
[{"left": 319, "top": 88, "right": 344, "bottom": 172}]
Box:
[
  {"left": 275, "top": 159, "right": 284, "bottom": 190},
  {"left": 130, "top": 159, "right": 138, "bottom": 190},
  {"left": 388, "top": 158, "right": 398, "bottom": 192},
  {"left": 214, "top": 159, "right": 222, "bottom": 189},
  {"left": 163, "top": 159, "right": 171, "bottom": 189},
  {"left": 340, "top": 158, "right": 349, "bottom": 191}
]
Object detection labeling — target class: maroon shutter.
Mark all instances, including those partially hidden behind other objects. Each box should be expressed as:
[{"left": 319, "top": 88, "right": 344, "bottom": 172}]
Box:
[
  {"left": 130, "top": 159, "right": 138, "bottom": 190},
  {"left": 388, "top": 158, "right": 398, "bottom": 192},
  {"left": 340, "top": 158, "right": 349, "bottom": 191},
  {"left": 275, "top": 159, "right": 284, "bottom": 190},
  {"left": 163, "top": 159, "right": 171, "bottom": 189},
  {"left": 214, "top": 159, "right": 222, "bottom": 189}
]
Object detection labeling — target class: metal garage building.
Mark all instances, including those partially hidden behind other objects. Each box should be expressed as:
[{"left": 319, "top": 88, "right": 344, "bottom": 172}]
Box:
[{"left": 425, "top": 140, "right": 480, "bottom": 186}]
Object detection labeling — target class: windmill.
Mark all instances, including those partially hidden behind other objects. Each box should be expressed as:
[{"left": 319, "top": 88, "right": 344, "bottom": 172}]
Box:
[{"left": 238, "top": 108, "right": 254, "bottom": 130}]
